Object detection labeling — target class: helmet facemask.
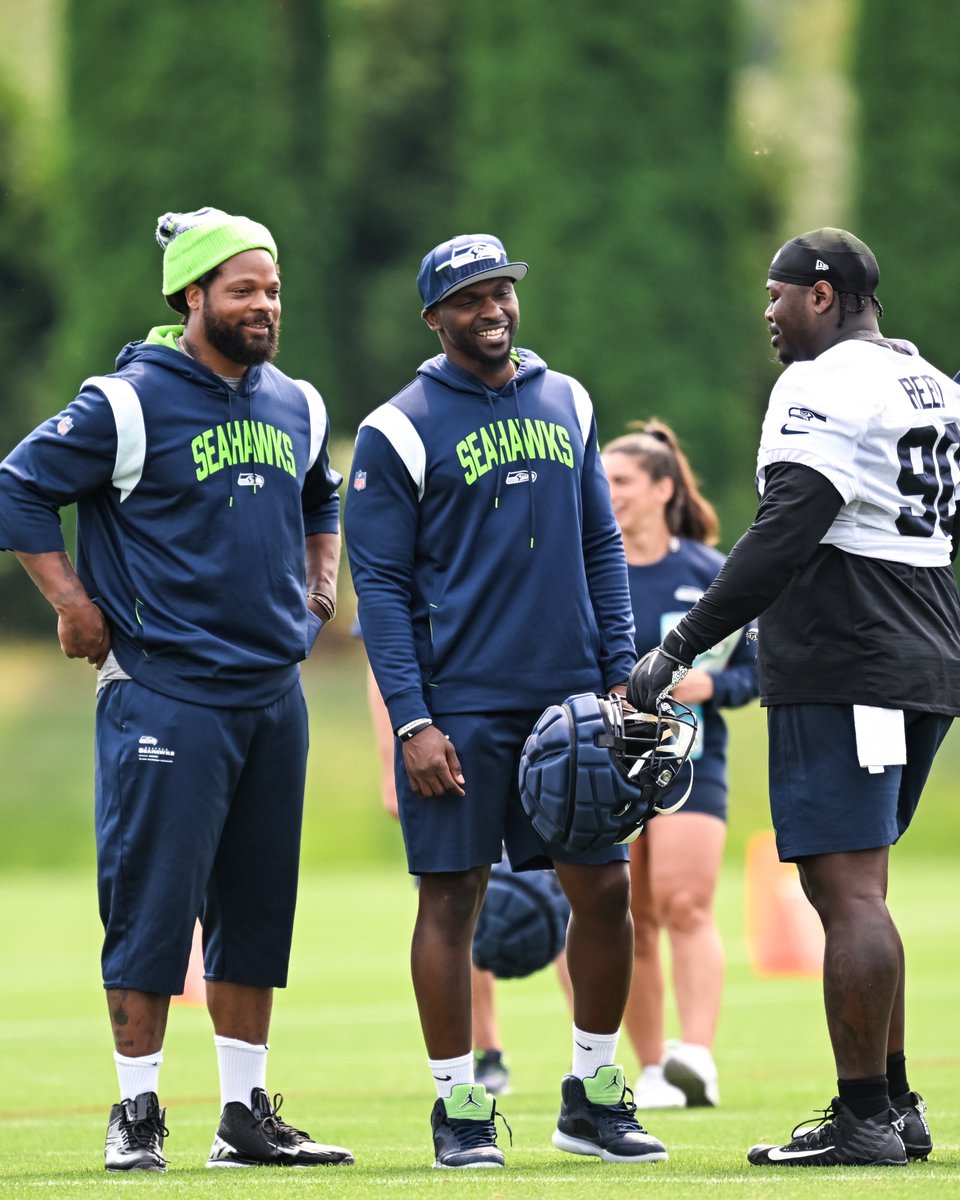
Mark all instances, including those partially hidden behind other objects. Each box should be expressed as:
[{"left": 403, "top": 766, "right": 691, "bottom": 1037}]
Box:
[{"left": 595, "top": 694, "right": 698, "bottom": 839}]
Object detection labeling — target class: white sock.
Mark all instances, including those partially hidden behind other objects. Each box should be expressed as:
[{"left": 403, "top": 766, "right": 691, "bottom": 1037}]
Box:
[
  {"left": 214, "top": 1035, "right": 268, "bottom": 1110},
  {"left": 427, "top": 1051, "right": 474, "bottom": 1099},
  {"left": 571, "top": 1025, "right": 620, "bottom": 1079},
  {"left": 114, "top": 1049, "right": 163, "bottom": 1101}
]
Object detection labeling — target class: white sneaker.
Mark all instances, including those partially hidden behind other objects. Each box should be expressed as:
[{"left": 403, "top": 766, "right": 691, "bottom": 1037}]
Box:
[
  {"left": 632, "top": 1065, "right": 686, "bottom": 1109},
  {"left": 663, "top": 1041, "right": 719, "bottom": 1107}
]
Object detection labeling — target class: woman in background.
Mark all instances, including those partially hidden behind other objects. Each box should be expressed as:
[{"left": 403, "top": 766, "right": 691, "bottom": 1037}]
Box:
[{"left": 602, "top": 421, "right": 758, "bottom": 1109}]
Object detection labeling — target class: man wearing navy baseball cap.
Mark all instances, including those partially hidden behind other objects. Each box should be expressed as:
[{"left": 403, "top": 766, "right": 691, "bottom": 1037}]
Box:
[{"left": 346, "top": 237, "right": 658, "bottom": 1169}]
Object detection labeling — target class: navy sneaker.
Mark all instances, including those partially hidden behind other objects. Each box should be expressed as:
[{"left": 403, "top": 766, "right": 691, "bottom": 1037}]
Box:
[
  {"left": 207, "top": 1087, "right": 354, "bottom": 1167},
  {"left": 892, "top": 1091, "right": 932, "bottom": 1161},
  {"left": 748, "top": 1097, "right": 907, "bottom": 1167},
  {"left": 104, "top": 1091, "right": 168, "bottom": 1172},
  {"left": 431, "top": 1083, "right": 509, "bottom": 1168},
  {"left": 551, "top": 1065, "right": 667, "bottom": 1163}
]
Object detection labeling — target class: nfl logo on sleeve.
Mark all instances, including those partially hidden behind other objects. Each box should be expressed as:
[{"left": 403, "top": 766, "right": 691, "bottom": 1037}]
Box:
[{"left": 353, "top": 470, "right": 367, "bottom": 491}]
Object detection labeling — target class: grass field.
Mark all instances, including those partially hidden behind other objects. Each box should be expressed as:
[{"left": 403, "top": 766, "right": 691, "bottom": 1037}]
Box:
[
  {"left": 1, "top": 640, "right": 959, "bottom": 1196},
  {"left": 2, "top": 864, "right": 958, "bottom": 1198}
]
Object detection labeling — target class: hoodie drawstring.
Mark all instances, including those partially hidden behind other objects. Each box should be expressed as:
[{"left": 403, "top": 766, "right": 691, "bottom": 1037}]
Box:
[
  {"left": 485, "top": 389, "right": 504, "bottom": 511},
  {"left": 485, "top": 379, "right": 535, "bottom": 550},
  {"left": 509, "top": 379, "right": 535, "bottom": 550}
]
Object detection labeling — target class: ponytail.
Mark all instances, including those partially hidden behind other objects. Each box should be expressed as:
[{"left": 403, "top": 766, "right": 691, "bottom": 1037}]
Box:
[{"left": 602, "top": 418, "right": 719, "bottom": 545}]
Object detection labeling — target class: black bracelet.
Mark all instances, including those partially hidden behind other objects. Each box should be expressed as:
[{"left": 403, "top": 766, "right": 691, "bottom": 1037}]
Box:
[{"left": 396, "top": 717, "right": 433, "bottom": 742}]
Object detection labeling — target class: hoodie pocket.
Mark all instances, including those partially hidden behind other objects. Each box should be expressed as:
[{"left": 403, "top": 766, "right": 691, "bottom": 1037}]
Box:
[{"left": 305, "top": 608, "right": 325, "bottom": 656}]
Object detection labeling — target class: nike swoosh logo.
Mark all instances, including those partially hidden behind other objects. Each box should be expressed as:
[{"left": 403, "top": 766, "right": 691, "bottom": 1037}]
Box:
[
  {"left": 433, "top": 1074, "right": 452, "bottom": 1081},
  {"left": 767, "top": 1144, "right": 833, "bottom": 1160},
  {"left": 780, "top": 424, "right": 811, "bottom": 436},
  {"left": 575, "top": 1041, "right": 593, "bottom": 1051}
]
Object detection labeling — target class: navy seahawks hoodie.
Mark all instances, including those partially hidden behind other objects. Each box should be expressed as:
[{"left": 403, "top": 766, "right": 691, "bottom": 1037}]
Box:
[
  {"left": 344, "top": 349, "right": 636, "bottom": 731},
  {"left": 0, "top": 328, "right": 341, "bottom": 707}
]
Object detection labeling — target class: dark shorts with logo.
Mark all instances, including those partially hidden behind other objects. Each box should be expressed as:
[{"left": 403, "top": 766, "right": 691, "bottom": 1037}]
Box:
[
  {"left": 395, "top": 709, "right": 629, "bottom": 874},
  {"left": 767, "top": 703, "right": 952, "bottom": 861},
  {"left": 95, "top": 677, "right": 308, "bottom": 993}
]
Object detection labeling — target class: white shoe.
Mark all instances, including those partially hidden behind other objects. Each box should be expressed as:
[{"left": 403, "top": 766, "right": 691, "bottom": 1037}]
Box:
[
  {"left": 663, "top": 1041, "right": 719, "bottom": 1107},
  {"left": 632, "top": 1065, "right": 686, "bottom": 1109}
]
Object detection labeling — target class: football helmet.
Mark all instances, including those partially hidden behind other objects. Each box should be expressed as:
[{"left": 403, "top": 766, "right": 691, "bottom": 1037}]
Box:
[
  {"left": 518, "top": 692, "right": 698, "bottom": 853},
  {"left": 472, "top": 860, "right": 570, "bottom": 979}
]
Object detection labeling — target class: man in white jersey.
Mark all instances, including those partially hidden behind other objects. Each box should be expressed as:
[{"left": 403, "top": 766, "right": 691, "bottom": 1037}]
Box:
[{"left": 628, "top": 228, "right": 960, "bottom": 1168}]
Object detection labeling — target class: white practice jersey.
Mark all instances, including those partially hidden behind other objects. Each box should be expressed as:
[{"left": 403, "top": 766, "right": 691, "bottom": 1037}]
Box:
[
  {"left": 748, "top": 337, "right": 960, "bottom": 713},
  {"left": 757, "top": 339, "right": 960, "bottom": 566}
]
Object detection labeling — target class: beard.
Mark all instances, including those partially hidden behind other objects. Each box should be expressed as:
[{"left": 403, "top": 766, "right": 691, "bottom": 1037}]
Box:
[
  {"left": 447, "top": 322, "right": 516, "bottom": 374},
  {"left": 202, "top": 308, "right": 280, "bottom": 366}
]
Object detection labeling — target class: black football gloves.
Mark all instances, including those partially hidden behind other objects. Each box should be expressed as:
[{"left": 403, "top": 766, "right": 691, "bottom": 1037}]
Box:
[{"left": 627, "top": 632, "right": 693, "bottom": 714}]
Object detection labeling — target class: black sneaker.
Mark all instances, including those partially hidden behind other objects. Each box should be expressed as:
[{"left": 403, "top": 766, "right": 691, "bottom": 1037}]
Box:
[
  {"left": 551, "top": 1065, "right": 668, "bottom": 1163},
  {"left": 207, "top": 1087, "right": 354, "bottom": 1168},
  {"left": 431, "top": 1083, "right": 509, "bottom": 1168},
  {"left": 104, "top": 1091, "right": 168, "bottom": 1172},
  {"left": 747, "top": 1097, "right": 907, "bottom": 1167},
  {"left": 893, "top": 1091, "right": 932, "bottom": 1161},
  {"left": 474, "top": 1049, "right": 511, "bottom": 1096}
]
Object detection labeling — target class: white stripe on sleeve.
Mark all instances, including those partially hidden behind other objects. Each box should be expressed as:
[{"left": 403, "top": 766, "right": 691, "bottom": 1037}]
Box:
[
  {"left": 359, "top": 404, "right": 427, "bottom": 500},
  {"left": 564, "top": 375, "right": 595, "bottom": 446},
  {"left": 83, "top": 376, "right": 146, "bottom": 502},
  {"left": 296, "top": 379, "right": 328, "bottom": 471}
]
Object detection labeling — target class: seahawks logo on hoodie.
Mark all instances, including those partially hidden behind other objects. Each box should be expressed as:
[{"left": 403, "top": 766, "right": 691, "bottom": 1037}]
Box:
[{"left": 456, "top": 417, "right": 573, "bottom": 486}]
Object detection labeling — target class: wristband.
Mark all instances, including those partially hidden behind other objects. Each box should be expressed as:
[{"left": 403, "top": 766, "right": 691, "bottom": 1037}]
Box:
[
  {"left": 396, "top": 717, "right": 433, "bottom": 742},
  {"left": 307, "top": 592, "right": 336, "bottom": 621}
]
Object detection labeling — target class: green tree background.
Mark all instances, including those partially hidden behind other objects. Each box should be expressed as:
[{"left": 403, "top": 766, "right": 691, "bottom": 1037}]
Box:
[
  {"left": 452, "top": 3, "right": 756, "bottom": 534},
  {"left": 52, "top": 0, "right": 335, "bottom": 389},
  {"left": 855, "top": 2, "right": 960, "bottom": 371},
  {"left": 1, "top": 0, "right": 958, "bottom": 631}
]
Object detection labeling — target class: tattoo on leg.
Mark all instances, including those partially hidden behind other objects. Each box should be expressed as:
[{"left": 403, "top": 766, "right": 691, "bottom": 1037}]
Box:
[{"left": 111, "top": 991, "right": 133, "bottom": 1050}]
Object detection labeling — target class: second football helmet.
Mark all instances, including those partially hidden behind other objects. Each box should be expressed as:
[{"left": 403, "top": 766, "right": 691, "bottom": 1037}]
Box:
[
  {"left": 518, "top": 692, "right": 697, "bottom": 853},
  {"left": 472, "top": 860, "right": 570, "bottom": 979}
]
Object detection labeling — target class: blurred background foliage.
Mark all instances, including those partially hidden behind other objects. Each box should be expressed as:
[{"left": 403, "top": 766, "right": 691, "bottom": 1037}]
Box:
[
  {"left": 2, "top": 0, "right": 960, "bottom": 869},
  {"left": 1, "top": 0, "right": 959, "bottom": 639}
]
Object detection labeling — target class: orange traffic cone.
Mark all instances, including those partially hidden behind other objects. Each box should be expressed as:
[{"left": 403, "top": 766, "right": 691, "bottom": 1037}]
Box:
[
  {"left": 745, "top": 830, "right": 824, "bottom": 977},
  {"left": 173, "top": 920, "right": 206, "bottom": 1005}
]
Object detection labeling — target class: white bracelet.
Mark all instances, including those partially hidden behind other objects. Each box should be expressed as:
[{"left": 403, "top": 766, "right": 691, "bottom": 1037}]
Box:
[{"left": 396, "top": 717, "right": 433, "bottom": 742}]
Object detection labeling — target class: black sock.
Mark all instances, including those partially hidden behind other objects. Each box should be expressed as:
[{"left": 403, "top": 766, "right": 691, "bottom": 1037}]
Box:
[
  {"left": 837, "top": 1075, "right": 890, "bottom": 1119},
  {"left": 886, "top": 1051, "right": 910, "bottom": 1101}
]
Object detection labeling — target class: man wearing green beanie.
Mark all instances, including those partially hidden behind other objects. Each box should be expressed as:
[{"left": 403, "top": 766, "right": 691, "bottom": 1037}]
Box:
[
  {"left": 155, "top": 205, "right": 282, "bottom": 369},
  {"left": 0, "top": 207, "right": 354, "bottom": 1171}
]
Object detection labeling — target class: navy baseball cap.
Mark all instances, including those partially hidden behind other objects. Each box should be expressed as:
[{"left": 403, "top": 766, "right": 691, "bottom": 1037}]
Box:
[
  {"left": 768, "top": 228, "right": 879, "bottom": 297},
  {"left": 418, "top": 234, "right": 528, "bottom": 309}
]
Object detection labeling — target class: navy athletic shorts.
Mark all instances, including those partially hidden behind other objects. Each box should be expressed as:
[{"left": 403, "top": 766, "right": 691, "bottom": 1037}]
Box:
[
  {"left": 662, "top": 762, "right": 727, "bottom": 822},
  {"left": 395, "top": 709, "right": 630, "bottom": 874},
  {"left": 767, "top": 703, "right": 952, "bottom": 861},
  {"left": 95, "top": 677, "right": 309, "bottom": 994}
]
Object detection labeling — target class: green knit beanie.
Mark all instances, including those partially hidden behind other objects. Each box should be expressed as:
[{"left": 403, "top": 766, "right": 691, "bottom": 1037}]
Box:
[{"left": 156, "top": 206, "right": 277, "bottom": 295}]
